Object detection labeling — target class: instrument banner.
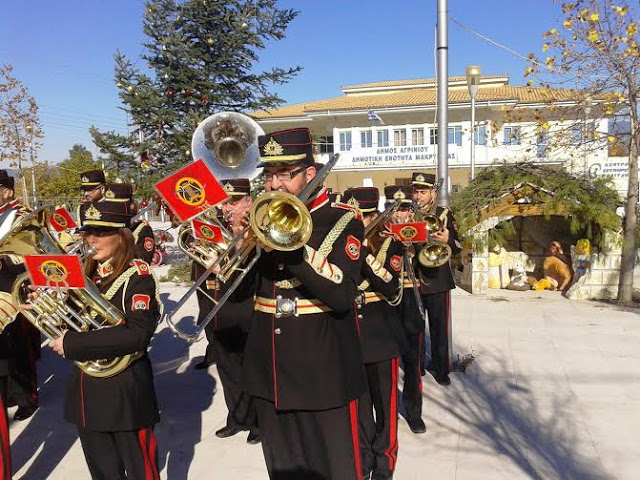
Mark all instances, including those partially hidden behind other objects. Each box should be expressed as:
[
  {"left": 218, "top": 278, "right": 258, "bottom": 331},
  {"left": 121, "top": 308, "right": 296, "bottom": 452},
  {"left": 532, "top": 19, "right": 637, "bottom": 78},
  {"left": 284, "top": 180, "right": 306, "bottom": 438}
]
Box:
[
  {"left": 23, "top": 254, "right": 87, "bottom": 289},
  {"left": 154, "top": 159, "right": 228, "bottom": 222},
  {"left": 389, "top": 222, "right": 428, "bottom": 243},
  {"left": 49, "top": 207, "right": 77, "bottom": 232},
  {"left": 191, "top": 219, "right": 225, "bottom": 243}
]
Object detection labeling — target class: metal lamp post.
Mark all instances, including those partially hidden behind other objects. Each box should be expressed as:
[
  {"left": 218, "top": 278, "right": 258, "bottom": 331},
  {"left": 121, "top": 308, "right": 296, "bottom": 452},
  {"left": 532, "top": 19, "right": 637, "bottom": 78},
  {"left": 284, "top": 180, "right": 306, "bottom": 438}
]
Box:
[{"left": 466, "top": 65, "right": 481, "bottom": 181}]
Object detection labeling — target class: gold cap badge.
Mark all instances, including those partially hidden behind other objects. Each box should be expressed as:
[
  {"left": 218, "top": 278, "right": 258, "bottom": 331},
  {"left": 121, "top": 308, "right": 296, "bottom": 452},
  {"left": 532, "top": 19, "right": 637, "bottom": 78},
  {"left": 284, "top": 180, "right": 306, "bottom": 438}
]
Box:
[
  {"left": 81, "top": 176, "right": 90, "bottom": 183},
  {"left": 263, "top": 137, "right": 284, "bottom": 156},
  {"left": 84, "top": 205, "right": 102, "bottom": 220},
  {"left": 393, "top": 190, "right": 406, "bottom": 200},
  {"left": 416, "top": 174, "right": 425, "bottom": 182},
  {"left": 223, "top": 182, "right": 235, "bottom": 192},
  {"left": 105, "top": 189, "right": 115, "bottom": 199},
  {"left": 346, "top": 197, "right": 360, "bottom": 208}
]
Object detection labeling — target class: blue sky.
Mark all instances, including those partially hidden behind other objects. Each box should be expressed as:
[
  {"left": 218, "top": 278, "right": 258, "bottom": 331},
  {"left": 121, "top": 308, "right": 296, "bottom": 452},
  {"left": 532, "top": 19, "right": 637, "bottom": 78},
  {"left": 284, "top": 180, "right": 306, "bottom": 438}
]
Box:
[{"left": 0, "top": 0, "right": 562, "bottom": 164}]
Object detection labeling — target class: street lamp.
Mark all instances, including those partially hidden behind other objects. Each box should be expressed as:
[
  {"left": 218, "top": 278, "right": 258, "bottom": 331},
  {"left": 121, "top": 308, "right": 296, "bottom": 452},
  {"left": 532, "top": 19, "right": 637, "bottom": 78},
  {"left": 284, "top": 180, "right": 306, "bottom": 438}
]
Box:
[
  {"left": 466, "top": 65, "right": 481, "bottom": 181},
  {"left": 25, "top": 125, "right": 37, "bottom": 207}
]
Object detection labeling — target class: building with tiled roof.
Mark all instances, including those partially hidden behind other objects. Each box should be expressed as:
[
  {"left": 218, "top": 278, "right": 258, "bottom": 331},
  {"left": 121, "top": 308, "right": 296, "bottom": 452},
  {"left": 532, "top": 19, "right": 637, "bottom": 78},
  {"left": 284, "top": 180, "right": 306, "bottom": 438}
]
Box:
[{"left": 252, "top": 75, "right": 630, "bottom": 195}]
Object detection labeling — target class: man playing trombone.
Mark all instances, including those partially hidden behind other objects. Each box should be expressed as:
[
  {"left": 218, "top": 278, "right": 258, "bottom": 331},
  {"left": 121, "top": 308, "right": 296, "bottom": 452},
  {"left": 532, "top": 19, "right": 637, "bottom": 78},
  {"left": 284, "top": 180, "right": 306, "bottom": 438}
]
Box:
[
  {"left": 227, "top": 128, "right": 366, "bottom": 479},
  {"left": 411, "top": 173, "right": 461, "bottom": 386}
]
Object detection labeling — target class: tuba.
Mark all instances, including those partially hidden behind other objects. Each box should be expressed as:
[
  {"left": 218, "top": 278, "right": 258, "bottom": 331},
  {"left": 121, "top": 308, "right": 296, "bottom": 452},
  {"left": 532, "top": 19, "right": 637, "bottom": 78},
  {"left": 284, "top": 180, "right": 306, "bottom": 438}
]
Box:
[
  {"left": 164, "top": 112, "right": 334, "bottom": 342},
  {"left": 414, "top": 182, "right": 452, "bottom": 268},
  {"left": 0, "top": 206, "right": 140, "bottom": 378}
]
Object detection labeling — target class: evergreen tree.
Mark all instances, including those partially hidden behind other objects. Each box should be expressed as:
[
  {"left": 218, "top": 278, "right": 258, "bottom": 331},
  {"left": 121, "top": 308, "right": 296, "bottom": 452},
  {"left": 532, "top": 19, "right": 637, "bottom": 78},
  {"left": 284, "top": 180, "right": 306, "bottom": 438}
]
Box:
[{"left": 91, "top": 0, "right": 300, "bottom": 186}]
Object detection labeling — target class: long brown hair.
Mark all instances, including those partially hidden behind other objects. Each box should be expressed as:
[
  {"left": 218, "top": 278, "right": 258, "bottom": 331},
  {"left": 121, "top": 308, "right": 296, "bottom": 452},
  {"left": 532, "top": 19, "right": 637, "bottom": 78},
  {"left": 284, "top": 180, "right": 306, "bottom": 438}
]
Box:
[{"left": 84, "top": 228, "right": 136, "bottom": 289}]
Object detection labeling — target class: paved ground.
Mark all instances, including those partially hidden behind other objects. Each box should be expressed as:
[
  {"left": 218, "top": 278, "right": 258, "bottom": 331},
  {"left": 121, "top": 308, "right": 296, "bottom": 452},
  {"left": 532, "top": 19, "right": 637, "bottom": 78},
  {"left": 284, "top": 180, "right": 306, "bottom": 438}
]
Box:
[{"left": 7, "top": 283, "right": 640, "bottom": 480}]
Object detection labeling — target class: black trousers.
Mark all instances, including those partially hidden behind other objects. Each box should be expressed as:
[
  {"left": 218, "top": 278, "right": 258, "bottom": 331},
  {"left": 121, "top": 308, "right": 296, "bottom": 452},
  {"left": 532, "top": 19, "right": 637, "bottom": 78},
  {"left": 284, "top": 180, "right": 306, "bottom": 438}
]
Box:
[
  {"left": 196, "top": 287, "right": 216, "bottom": 365},
  {"left": 422, "top": 291, "right": 452, "bottom": 375},
  {"left": 0, "top": 375, "right": 10, "bottom": 480},
  {"left": 214, "top": 327, "right": 257, "bottom": 432},
  {"left": 255, "top": 397, "right": 361, "bottom": 480},
  {"left": 358, "top": 358, "right": 399, "bottom": 480},
  {"left": 401, "top": 333, "right": 424, "bottom": 421},
  {"left": 78, "top": 427, "right": 159, "bottom": 480},
  {"left": 7, "top": 317, "right": 39, "bottom": 408}
]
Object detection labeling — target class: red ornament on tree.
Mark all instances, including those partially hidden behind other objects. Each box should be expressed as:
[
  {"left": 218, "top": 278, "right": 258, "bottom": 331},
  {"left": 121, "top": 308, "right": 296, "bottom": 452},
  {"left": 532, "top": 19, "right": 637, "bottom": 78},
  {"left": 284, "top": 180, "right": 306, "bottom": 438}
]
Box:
[
  {"left": 167, "top": 90, "right": 175, "bottom": 98},
  {"left": 201, "top": 95, "right": 208, "bottom": 104}
]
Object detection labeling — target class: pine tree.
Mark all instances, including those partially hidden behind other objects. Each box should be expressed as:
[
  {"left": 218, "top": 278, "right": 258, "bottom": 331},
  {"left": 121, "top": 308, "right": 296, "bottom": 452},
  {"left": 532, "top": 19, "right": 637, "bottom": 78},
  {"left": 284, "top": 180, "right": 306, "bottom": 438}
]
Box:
[{"left": 91, "top": 0, "right": 300, "bottom": 187}]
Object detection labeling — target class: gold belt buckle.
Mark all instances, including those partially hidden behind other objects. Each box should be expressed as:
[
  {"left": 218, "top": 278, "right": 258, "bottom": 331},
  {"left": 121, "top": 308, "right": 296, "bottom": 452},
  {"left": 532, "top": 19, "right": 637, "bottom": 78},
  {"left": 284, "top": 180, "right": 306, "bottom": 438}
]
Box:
[{"left": 275, "top": 295, "right": 298, "bottom": 318}]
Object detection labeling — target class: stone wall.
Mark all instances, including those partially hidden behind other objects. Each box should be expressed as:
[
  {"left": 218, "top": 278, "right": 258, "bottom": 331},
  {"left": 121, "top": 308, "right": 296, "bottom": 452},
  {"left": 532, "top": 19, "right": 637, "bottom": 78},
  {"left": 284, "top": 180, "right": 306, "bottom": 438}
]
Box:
[{"left": 566, "top": 230, "right": 623, "bottom": 300}]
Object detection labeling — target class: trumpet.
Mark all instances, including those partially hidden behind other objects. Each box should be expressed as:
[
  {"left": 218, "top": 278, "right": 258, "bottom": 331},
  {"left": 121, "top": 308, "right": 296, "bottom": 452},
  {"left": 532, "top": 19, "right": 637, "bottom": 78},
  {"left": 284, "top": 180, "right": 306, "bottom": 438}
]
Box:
[{"left": 413, "top": 181, "right": 452, "bottom": 268}]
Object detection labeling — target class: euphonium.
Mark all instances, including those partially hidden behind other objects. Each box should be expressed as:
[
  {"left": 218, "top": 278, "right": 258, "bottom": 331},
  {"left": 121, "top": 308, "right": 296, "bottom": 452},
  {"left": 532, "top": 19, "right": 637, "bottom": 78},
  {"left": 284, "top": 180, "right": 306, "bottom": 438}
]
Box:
[
  {"left": 177, "top": 220, "right": 231, "bottom": 268},
  {"left": 413, "top": 182, "right": 452, "bottom": 268},
  {"left": 0, "top": 206, "right": 140, "bottom": 378}
]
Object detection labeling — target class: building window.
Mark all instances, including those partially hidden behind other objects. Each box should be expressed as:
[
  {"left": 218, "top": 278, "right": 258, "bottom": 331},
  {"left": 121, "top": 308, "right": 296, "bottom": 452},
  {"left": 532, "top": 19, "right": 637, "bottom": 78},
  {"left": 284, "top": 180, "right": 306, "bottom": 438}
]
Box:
[
  {"left": 448, "top": 126, "right": 462, "bottom": 146},
  {"left": 429, "top": 128, "right": 438, "bottom": 145},
  {"left": 568, "top": 126, "right": 583, "bottom": 145},
  {"left": 536, "top": 130, "right": 548, "bottom": 158},
  {"left": 377, "top": 130, "right": 389, "bottom": 147},
  {"left": 315, "top": 136, "right": 334, "bottom": 154},
  {"left": 394, "top": 129, "right": 407, "bottom": 146},
  {"left": 411, "top": 128, "right": 424, "bottom": 146},
  {"left": 503, "top": 126, "right": 520, "bottom": 145},
  {"left": 339, "top": 131, "right": 352, "bottom": 151},
  {"left": 395, "top": 177, "right": 412, "bottom": 186},
  {"left": 360, "top": 130, "right": 372, "bottom": 148},
  {"left": 474, "top": 125, "right": 486, "bottom": 146}
]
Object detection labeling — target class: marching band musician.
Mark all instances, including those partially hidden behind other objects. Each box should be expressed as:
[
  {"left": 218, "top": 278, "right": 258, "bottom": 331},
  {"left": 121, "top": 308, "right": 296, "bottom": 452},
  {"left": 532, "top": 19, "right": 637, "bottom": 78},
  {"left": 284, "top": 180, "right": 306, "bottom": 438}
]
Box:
[
  {"left": 103, "top": 183, "right": 155, "bottom": 264},
  {"left": 0, "top": 171, "right": 41, "bottom": 423},
  {"left": 192, "top": 178, "right": 260, "bottom": 444},
  {"left": 77, "top": 170, "right": 106, "bottom": 227},
  {"left": 228, "top": 128, "right": 366, "bottom": 479},
  {"left": 343, "top": 187, "right": 405, "bottom": 480},
  {"left": 384, "top": 185, "right": 427, "bottom": 434},
  {"left": 411, "top": 173, "right": 462, "bottom": 386},
  {"left": 47, "top": 201, "right": 162, "bottom": 480}
]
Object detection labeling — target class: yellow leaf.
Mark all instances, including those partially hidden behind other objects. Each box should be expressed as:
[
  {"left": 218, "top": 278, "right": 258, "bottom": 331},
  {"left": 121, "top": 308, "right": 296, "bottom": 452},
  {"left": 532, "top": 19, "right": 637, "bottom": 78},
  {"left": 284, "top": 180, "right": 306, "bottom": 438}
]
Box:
[
  {"left": 589, "top": 30, "right": 599, "bottom": 42},
  {"left": 627, "top": 23, "right": 638, "bottom": 36},
  {"left": 542, "top": 43, "right": 549, "bottom": 52},
  {"left": 590, "top": 13, "right": 599, "bottom": 21},
  {"left": 550, "top": 28, "right": 557, "bottom": 34},
  {"left": 564, "top": 19, "right": 572, "bottom": 28},
  {"left": 541, "top": 122, "right": 550, "bottom": 130},
  {"left": 607, "top": 135, "right": 616, "bottom": 143}
]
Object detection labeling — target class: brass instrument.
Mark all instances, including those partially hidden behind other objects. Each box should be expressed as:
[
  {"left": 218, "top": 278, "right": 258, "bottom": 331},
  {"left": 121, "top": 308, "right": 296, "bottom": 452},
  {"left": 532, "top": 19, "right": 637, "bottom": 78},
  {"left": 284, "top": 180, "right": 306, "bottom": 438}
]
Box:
[
  {"left": 177, "top": 218, "right": 232, "bottom": 268},
  {"left": 414, "top": 181, "right": 452, "bottom": 268},
  {"left": 0, "top": 206, "right": 140, "bottom": 378},
  {"left": 164, "top": 111, "right": 337, "bottom": 342}
]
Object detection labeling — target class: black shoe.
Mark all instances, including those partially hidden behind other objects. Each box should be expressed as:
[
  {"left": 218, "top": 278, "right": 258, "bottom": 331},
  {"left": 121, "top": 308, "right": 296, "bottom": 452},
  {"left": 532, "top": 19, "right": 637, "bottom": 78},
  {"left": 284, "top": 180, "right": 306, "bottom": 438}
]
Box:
[
  {"left": 246, "top": 432, "right": 261, "bottom": 444},
  {"left": 14, "top": 405, "right": 38, "bottom": 421},
  {"left": 407, "top": 416, "right": 426, "bottom": 434},
  {"left": 435, "top": 372, "right": 451, "bottom": 386},
  {"left": 194, "top": 359, "right": 214, "bottom": 370},
  {"left": 215, "top": 425, "right": 242, "bottom": 438}
]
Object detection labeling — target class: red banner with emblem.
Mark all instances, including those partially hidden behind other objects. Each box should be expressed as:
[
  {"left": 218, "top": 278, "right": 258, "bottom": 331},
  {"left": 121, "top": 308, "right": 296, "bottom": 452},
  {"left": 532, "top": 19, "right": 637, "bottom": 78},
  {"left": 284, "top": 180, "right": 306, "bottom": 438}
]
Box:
[
  {"left": 23, "top": 255, "right": 86, "bottom": 289},
  {"left": 191, "top": 219, "right": 225, "bottom": 243},
  {"left": 48, "top": 207, "right": 77, "bottom": 232},
  {"left": 154, "top": 159, "right": 228, "bottom": 222},
  {"left": 388, "top": 222, "right": 428, "bottom": 243}
]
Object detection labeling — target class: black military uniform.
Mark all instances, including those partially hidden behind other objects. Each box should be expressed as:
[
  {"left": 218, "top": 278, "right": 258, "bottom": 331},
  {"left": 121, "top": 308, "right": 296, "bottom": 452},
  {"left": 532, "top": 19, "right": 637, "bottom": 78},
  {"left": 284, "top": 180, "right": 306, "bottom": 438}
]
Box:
[
  {"left": 234, "top": 129, "right": 366, "bottom": 479},
  {"left": 77, "top": 169, "right": 106, "bottom": 227},
  {"left": 384, "top": 185, "right": 427, "bottom": 434},
  {"left": 61, "top": 201, "right": 162, "bottom": 480},
  {"left": 103, "top": 183, "right": 155, "bottom": 264},
  {"left": 0, "top": 172, "right": 41, "bottom": 423},
  {"left": 344, "top": 188, "right": 405, "bottom": 480},
  {"left": 412, "top": 173, "right": 461, "bottom": 386}
]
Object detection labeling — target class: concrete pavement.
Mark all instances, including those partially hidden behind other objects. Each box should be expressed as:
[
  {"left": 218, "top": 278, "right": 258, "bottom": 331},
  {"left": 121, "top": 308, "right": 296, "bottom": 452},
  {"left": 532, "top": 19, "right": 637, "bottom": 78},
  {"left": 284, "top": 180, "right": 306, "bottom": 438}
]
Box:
[{"left": 8, "top": 284, "right": 639, "bottom": 479}]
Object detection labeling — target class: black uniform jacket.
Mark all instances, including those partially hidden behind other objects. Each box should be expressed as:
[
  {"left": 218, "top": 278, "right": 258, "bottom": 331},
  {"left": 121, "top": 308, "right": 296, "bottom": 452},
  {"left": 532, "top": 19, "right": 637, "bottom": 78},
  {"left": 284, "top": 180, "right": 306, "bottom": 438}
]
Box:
[
  {"left": 357, "top": 236, "right": 407, "bottom": 364},
  {"left": 235, "top": 189, "right": 366, "bottom": 411},
  {"left": 63, "top": 260, "right": 161, "bottom": 431},
  {"left": 132, "top": 221, "right": 155, "bottom": 264},
  {"left": 192, "top": 261, "right": 253, "bottom": 332},
  {"left": 416, "top": 206, "right": 462, "bottom": 295}
]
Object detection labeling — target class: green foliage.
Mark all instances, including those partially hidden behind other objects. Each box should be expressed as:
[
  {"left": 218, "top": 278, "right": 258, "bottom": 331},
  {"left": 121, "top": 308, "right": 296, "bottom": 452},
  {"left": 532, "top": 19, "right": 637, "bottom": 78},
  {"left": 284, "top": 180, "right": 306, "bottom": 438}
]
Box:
[
  {"left": 163, "top": 259, "right": 192, "bottom": 283},
  {"left": 451, "top": 163, "right": 621, "bottom": 248},
  {"left": 91, "top": 0, "right": 300, "bottom": 178}
]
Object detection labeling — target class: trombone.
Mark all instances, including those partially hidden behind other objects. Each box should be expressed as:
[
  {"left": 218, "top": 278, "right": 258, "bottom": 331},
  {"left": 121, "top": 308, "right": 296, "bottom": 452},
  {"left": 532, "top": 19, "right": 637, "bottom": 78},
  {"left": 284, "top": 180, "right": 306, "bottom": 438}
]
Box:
[{"left": 165, "top": 155, "right": 339, "bottom": 343}]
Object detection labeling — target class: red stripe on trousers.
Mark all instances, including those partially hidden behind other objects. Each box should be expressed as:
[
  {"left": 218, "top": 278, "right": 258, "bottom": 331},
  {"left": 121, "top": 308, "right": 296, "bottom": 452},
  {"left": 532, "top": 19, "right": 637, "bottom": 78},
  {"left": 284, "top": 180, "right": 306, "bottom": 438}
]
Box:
[
  {"left": 138, "top": 428, "right": 154, "bottom": 480},
  {"left": 271, "top": 282, "right": 278, "bottom": 408},
  {"left": 349, "top": 400, "right": 362, "bottom": 480},
  {"left": 148, "top": 429, "right": 160, "bottom": 480},
  {"left": 0, "top": 397, "right": 9, "bottom": 480},
  {"left": 384, "top": 358, "right": 399, "bottom": 471}
]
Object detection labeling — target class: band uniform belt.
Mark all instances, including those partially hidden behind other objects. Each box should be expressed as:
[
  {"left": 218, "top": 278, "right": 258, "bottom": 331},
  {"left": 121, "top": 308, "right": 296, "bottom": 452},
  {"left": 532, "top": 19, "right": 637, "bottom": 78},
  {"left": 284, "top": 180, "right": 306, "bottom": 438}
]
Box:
[
  {"left": 254, "top": 296, "right": 331, "bottom": 317},
  {"left": 402, "top": 279, "right": 414, "bottom": 288},
  {"left": 363, "top": 291, "right": 384, "bottom": 304}
]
